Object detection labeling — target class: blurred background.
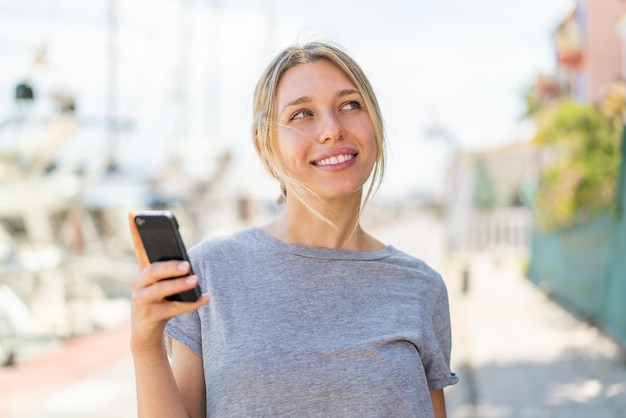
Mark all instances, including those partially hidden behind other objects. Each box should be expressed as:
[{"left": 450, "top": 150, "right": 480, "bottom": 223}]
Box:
[{"left": 1, "top": 0, "right": 625, "bottom": 417}]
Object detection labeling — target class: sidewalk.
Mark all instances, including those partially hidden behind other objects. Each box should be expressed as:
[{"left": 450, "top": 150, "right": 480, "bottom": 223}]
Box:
[
  {"left": 445, "top": 253, "right": 626, "bottom": 418},
  {"left": 0, "top": 322, "right": 136, "bottom": 418},
  {"left": 374, "top": 213, "right": 626, "bottom": 418}
]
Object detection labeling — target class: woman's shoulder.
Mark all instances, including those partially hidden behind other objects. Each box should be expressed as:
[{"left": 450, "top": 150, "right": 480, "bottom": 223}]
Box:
[
  {"left": 383, "top": 246, "right": 444, "bottom": 283},
  {"left": 184, "top": 228, "right": 266, "bottom": 276}
]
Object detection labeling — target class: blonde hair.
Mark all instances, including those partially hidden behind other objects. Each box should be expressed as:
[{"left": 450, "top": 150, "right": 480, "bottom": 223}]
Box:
[{"left": 251, "top": 41, "right": 386, "bottom": 220}]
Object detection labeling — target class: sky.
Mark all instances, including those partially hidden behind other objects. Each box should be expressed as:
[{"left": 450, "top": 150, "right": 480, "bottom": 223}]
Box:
[{"left": 0, "top": 0, "right": 575, "bottom": 199}]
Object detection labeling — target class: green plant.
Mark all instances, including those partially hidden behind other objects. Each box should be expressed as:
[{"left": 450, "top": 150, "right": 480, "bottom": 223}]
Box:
[{"left": 534, "top": 99, "right": 622, "bottom": 230}]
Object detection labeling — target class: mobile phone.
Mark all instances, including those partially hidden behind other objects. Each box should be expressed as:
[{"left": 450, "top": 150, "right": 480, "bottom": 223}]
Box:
[{"left": 134, "top": 210, "right": 201, "bottom": 302}]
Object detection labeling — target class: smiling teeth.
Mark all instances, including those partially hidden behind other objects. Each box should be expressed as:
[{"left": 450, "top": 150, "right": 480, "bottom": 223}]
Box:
[{"left": 315, "top": 154, "right": 354, "bottom": 166}]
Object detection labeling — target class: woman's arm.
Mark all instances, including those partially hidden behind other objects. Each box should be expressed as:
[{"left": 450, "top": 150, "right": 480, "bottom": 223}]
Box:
[
  {"left": 430, "top": 389, "right": 447, "bottom": 418},
  {"left": 132, "top": 339, "right": 192, "bottom": 418},
  {"left": 130, "top": 264, "right": 208, "bottom": 418},
  {"left": 132, "top": 339, "right": 206, "bottom": 418},
  {"left": 171, "top": 340, "right": 206, "bottom": 418},
  {"left": 129, "top": 212, "right": 208, "bottom": 418}
]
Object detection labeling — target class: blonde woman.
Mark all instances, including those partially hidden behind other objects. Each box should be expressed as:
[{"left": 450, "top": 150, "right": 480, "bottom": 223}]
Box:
[{"left": 129, "top": 42, "right": 458, "bottom": 418}]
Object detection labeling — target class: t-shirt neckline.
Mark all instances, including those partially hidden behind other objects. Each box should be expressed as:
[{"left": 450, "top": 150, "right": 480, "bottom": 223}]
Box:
[{"left": 246, "top": 227, "right": 394, "bottom": 261}]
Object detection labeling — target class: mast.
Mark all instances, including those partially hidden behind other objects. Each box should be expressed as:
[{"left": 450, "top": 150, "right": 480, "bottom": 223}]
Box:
[{"left": 106, "top": 0, "right": 118, "bottom": 172}]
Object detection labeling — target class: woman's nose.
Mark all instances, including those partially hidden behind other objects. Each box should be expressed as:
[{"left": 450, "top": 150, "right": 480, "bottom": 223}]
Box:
[{"left": 318, "top": 112, "right": 344, "bottom": 143}]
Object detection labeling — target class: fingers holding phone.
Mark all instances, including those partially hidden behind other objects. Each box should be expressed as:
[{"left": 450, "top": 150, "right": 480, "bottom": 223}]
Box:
[
  {"left": 131, "top": 260, "right": 197, "bottom": 304},
  {"left": 128, "top": 211, "right": 209, "bottom": 350},
  {"left": 131, "top": 264, "right": 206, "bottom": 320}
]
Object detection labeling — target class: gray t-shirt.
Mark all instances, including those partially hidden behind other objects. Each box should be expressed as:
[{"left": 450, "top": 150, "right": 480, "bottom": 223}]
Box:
[{"left": 165, "top": 227, "right": 458, "bottom": 417}]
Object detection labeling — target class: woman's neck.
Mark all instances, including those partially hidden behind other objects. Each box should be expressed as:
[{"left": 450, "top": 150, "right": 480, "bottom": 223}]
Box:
[{"left": 260, "top": 196, "right": 384, "bottom": 252}]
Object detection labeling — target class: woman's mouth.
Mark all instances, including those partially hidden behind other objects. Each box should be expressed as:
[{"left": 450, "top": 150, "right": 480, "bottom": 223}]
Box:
[{"left": 312, "top": 154, "right": 356, "bottom": 167}]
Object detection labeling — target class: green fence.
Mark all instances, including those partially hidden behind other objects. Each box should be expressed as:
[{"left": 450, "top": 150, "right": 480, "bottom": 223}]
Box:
[
  {"left": 603, "top": 131, "right": 626, "bottom": 347},
  {"left": 528, "top": 131, "right": 626, "bottom": 347}
]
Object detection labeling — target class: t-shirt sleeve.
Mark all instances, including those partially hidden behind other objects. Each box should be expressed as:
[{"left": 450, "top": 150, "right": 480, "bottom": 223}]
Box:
[
  {"left": 164, "top": 242, "right": 205, "bottom": 356},
  {"left": 165, "top": 306, "right": 202, "bottom": 355},
  {"left": 423, "top": 280, "right": 459, "bottom": 390}
]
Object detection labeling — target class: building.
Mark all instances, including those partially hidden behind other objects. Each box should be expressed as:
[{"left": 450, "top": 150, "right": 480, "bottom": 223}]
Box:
[
  {"left": 553, "top": 0, "right": 626, "bottom": 103},
  {"left": 445, "top": 141, "right": 540, "bottom": 253}
]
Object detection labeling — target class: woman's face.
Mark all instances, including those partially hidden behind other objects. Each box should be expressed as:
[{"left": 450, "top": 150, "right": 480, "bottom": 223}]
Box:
[{"left": 273, "top": 60, "right": 377, "bottom": 203}]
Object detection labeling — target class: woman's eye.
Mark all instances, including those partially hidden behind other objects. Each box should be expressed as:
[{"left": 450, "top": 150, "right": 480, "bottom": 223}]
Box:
[
  {"left": 291, "top": 109, "right": 313, "bottom": 120},
  {"left": 342, "top": 101, "right": 361, "bottom": 110}
]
